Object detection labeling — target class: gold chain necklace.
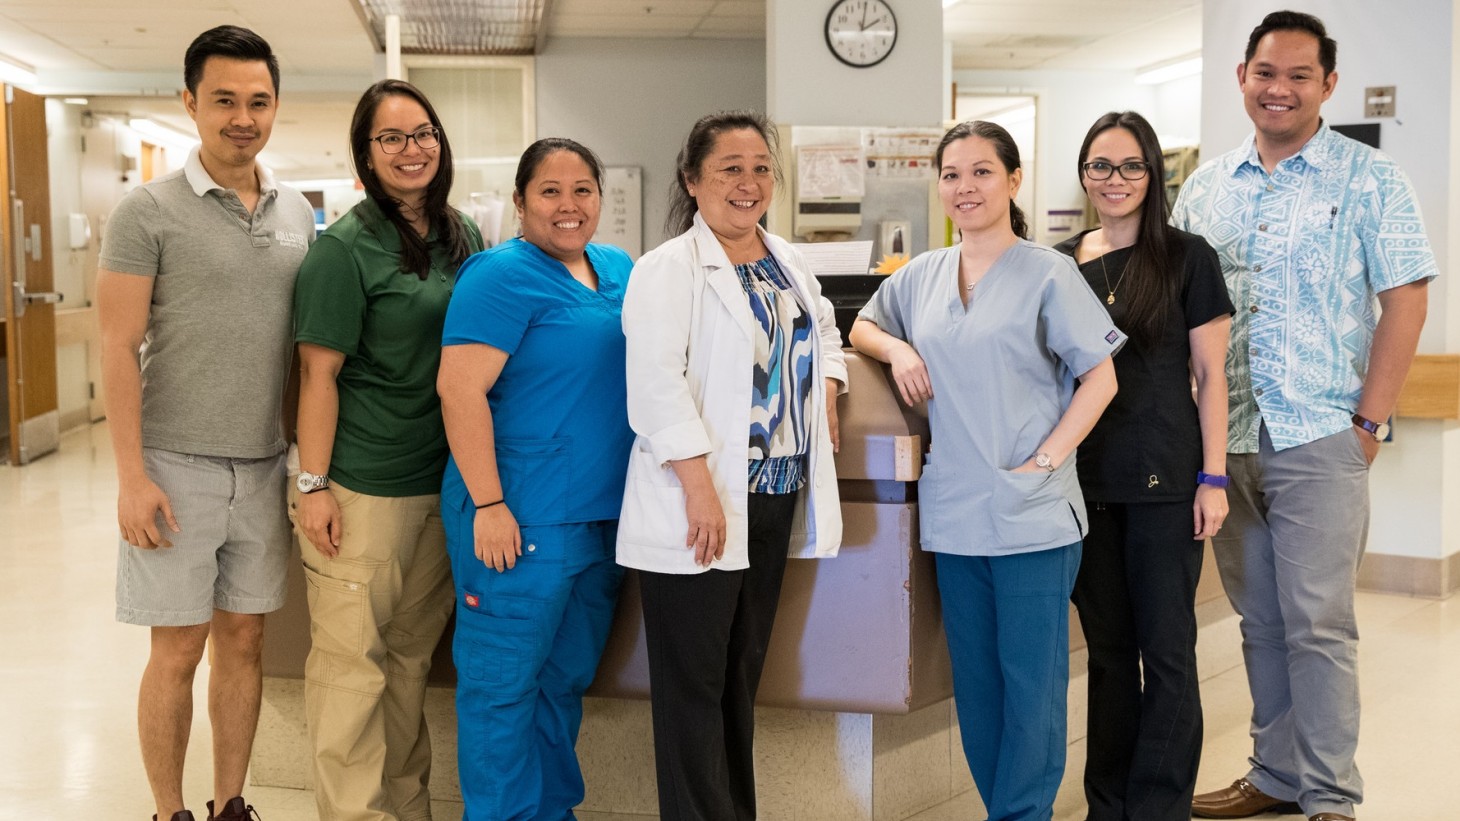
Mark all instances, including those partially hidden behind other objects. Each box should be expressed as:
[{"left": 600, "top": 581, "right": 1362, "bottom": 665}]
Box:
[{"left": 1099, "top": 253, "right": 1129, "bottom": 305}]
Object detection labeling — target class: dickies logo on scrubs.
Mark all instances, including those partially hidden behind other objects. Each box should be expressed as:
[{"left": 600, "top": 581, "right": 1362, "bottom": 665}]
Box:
[
  {"left": 463, "top": 593, "right": 480, "bottom": 609},
  {"left": 275, "top": 229, "right": 309, "bottom": 250},
  {"left": 1105, "top": 330, "right": 1120, "bottom": 345}
]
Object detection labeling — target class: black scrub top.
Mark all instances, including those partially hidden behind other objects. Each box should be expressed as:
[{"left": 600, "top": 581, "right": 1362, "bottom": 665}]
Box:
[{"left": 1054, "top": 228, "right": 1234, "bottom": 503}]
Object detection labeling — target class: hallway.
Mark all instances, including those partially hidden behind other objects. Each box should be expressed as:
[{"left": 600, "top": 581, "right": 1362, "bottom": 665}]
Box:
[{"left": 3, "top": 423, "right": 1456, "bottom": 820}]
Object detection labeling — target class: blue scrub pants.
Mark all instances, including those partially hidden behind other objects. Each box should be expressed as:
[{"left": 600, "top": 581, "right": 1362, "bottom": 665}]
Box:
[
  {"left": 448, "top": 519, "right": 623, "bottom": 821},
  {"left": 935, "top": 541, "right": 1082, "bottom": 821}
]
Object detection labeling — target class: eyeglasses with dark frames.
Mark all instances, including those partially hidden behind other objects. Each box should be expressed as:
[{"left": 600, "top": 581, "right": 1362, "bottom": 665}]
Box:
[
  {"left": 370, "top": 127, "right": 441, "bottom": 154},
  {"left": 1082, "top": 160, "right": 1151, "bottom": 181}
]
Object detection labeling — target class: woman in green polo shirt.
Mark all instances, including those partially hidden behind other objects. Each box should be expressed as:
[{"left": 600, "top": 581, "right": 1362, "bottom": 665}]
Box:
[{"left": 289, "top": 79, "right": 484, "bottom": 821}]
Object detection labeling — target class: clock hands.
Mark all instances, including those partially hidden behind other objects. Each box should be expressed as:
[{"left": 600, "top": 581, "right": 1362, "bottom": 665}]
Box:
[{"left": 861, "top": 15, "right": 887, "bottom": 31}]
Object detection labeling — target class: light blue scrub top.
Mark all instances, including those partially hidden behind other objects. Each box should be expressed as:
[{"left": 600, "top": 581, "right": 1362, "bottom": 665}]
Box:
[
  {"left": 859, "top": 241, "right": 1125, "bottom": 556},
  {"left": 441, "top": 238, "right": 635, "bottom": 526}
]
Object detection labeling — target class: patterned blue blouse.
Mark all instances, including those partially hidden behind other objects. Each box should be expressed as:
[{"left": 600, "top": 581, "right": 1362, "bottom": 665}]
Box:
[{"left": 736, "top": 255, "right": 815, "bottom": 495}]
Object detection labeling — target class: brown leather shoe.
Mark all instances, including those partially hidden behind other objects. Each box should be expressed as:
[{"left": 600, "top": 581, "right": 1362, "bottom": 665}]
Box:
[
  {"left": 1191, "top": 778, "right": 1302, "bottom": 817},
  {"left": 1309, "top": 814, "right": 1355, "bottom": 820}
]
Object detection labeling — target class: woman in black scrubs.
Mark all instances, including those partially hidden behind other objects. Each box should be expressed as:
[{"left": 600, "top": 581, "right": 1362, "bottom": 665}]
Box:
[{"left": 1055, "top": 110, "right": 1233, "bottom": 821}]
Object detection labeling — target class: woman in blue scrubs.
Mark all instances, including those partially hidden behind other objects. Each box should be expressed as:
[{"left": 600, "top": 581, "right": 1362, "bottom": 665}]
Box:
[
  {"left": 437, "top": 138, "right": 634, "bottom": 820},
  {"left": 851, "top": 120, "right": 1122, "bottom": 821}
]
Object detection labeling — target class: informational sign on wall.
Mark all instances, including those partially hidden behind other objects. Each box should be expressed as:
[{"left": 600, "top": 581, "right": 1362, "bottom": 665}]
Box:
[
  {"left": 862, "top": 128, "right": 943, "bottom": 179},
  {"left": 594, "top": 166, "right": 643, "bottom": 259}
]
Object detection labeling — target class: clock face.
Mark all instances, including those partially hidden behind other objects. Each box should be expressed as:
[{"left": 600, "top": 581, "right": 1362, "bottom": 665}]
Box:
[{"left": 825, "top": 0, "right": 898, "bottom": 68}]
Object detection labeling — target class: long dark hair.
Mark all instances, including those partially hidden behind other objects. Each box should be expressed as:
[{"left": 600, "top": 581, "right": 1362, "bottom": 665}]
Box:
[
  {"left": 349, "top": 79, "right": 472, "bottom": 279},
  {"left": 934, "top": 120, "right": 1028, "bottom": 239},
  {"left": 1076, "top": 111, "right": 1177, "bottom": 347},
  {"left": 666, "top": 110, "right": 782, "bottom": 236}
]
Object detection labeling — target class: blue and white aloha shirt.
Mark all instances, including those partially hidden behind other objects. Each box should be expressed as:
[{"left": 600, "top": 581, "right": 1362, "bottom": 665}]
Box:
[{"left": 1171, "top": 124, "right": 1438, "bottom": 453}]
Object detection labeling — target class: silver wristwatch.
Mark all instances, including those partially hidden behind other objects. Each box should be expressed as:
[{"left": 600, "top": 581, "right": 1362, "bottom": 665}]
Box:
[
  {"left": 1034, "top": 452, "right": 1056, "bottom": 472},
  {"left": 296, "top": 471, "right": 331, "bottom": 494}
]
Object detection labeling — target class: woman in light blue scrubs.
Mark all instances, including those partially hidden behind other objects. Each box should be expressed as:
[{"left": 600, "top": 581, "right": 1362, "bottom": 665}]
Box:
[
  {"left": 851, "top": 120, "right": 1123, "bottom": 821},
  {"left": 437, "top": 138, "right": 635, "bottom": 820}
]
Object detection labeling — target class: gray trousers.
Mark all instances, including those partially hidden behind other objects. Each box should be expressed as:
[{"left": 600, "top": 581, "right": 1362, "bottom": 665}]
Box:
[{"left": 1213, "top": 423, "right": 1369, "bottom": 818}]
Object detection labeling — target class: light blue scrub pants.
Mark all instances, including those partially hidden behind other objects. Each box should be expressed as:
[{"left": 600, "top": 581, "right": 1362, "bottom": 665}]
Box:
[
  {"left": 448, "top": 519, "right": 623, "bottom": 821},
  {"left": 936, "top": 541, "right": 1082, "bottom": 821}
]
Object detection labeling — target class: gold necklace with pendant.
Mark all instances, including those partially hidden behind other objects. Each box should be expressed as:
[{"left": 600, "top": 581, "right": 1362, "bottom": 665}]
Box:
[{"left": 1099, "top": 253, "right": 1129, "bottom": 305}]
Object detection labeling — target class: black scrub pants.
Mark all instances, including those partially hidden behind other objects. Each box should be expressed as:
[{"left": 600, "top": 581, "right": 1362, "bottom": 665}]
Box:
[
  {"left": 638, "top": 491, "right": 797, "bottom": 821},
  {"left": 1070, "top": 499, "right": 1204, "bottom": 821}
]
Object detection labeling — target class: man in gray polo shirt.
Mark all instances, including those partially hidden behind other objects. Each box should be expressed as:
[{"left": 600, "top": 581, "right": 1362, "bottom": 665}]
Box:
[{"left": 96, "top": 25, "right": 313, "bottom": 821}]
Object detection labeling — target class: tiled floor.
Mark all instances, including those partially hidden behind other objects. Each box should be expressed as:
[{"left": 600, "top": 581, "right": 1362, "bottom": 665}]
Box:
[{"left": 4, "top": 423, "right": 1456, "bottom": 820}]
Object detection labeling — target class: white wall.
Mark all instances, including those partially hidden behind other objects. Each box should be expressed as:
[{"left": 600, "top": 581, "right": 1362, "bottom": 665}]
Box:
[
  {"left": 46, "top": 100, "right": 90, "bottom": 312},
  {"left": 1152, "top": 73, "right": 1203, "bottom": 147},
  {"left": 1200, "top": 0, "right": 1458, "bottom": 562},
  {"left": 534, "top": 37, "right": 766, "bottom": 252},
  {"left": 45, "top": 101, "right": 100, "bottom": 431},
  {"left": 768, "top": 0, "right": 943, "bottom": 128}
]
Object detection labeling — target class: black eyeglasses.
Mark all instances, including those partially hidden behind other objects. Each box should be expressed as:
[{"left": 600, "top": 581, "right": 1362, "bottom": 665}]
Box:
[
  {"left": 1082, "top": 160, "right": 1150, "bottom": 181},
  {"left": 371, "top": 127, "right": 441, "bottom": 154}
]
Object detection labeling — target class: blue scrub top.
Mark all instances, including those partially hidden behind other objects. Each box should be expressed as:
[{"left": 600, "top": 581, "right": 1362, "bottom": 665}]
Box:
[
  {"left": 859, "top": 241, "right": 1125, "bottom": 556},
  {"left": 441, "top": 238, "right": 635, "bottom": 526}
]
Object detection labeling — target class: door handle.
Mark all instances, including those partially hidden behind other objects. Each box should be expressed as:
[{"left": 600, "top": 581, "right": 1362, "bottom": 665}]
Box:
[
  {"left": 22, "top": 290, "right": 63, "bottom": 305},
  {"left": 9, "top": 283, "right": 61, "bottom": 318},
  {"left": 10, "top": 199, "right": 60, "bottom": 316}
]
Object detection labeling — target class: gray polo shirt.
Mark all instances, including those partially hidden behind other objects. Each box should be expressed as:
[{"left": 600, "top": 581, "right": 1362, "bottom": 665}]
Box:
[
  {"left": 100, "top": 148, "right": 314, "bottom": 459},
  {"left": 859, "top": 241, "right": 1125, "bottom": 556}
]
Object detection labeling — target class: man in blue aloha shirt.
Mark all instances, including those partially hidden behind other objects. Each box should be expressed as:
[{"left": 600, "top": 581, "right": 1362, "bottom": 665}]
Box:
[{"left": 1172, "top": 11, "right": 1436, "bottom": 821}]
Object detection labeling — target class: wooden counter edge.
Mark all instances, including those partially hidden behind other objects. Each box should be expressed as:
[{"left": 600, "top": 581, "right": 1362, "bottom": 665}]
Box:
[{"left": 1396, "top": 354, "right": 1460, "bottom": 420}]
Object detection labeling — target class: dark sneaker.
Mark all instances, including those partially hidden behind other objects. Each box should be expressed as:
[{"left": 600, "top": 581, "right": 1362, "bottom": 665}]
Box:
[
  {"left": 206, "top": 797, "right": 260, "bottom": 821},
  {"left": 153, "top": 813, "right": 196, "bottom": 821}
]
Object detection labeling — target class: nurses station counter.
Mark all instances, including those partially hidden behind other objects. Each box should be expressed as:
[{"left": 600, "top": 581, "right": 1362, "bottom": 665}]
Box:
[
  {"left": 253, "top": 349, "right": 1234, "bottom": 818},
  {"left": 254, "top": 351, "right": 974, "bottom": 819}
]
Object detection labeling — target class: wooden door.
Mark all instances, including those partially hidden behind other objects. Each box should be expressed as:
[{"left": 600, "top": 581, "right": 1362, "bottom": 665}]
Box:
[{"left": 2, "top": 85, "right": 60, "bottom": 464}]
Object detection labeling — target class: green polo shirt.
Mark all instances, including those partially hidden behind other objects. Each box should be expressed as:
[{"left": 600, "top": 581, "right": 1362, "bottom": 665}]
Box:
[{"left": 293, "top": 198, "right": 484, "bottom": 496}]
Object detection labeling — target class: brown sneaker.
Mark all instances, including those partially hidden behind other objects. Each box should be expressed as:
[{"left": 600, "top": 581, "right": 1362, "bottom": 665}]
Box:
[
  {"left": 1191, "top": 778, "right": 1301, "bottom": 818},
  {"left": 153, "top": 813, "right": 196, "bottom": 821},
  {"left": 206, "top": 797, "right": 260, "bottom": 821}
]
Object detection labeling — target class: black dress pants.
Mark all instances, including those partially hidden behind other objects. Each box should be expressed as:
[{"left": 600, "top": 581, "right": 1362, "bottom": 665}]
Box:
[
  {"left": 1070, "top": 500, "right": 1204, "bottom": 821},
  {"left": 638, "top": 491, "right": 797, "bottom": 821}
]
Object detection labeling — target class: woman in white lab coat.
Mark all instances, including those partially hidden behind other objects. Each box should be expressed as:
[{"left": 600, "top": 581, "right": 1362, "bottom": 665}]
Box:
[{"left": 617, "top": 110, "right": 847, "bottom": 821}]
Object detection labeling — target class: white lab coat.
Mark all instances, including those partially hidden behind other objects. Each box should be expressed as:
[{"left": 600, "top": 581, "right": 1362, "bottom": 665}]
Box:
[{"left": 616, "top": 212, "right": 848, "bottom": 574}]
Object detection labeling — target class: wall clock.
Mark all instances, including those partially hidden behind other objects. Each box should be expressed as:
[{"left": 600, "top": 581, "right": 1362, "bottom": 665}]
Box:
[{"left": 825, "top": 0, "right": 898, "bottom": 69}]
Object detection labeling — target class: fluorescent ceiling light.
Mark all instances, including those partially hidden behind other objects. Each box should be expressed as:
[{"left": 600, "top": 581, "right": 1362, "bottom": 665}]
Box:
[
  {"left": 1136, "top": 54, "right": 1203, "bottom": 85},
  {"left": 0, "top": 53, "right": 38, "bottom": 88},
  {"left": 64, "top": 97, "right": 89, "bottom": 106},
  {"left": 128, "top": 118, "right": 199, "bottom": 150}
]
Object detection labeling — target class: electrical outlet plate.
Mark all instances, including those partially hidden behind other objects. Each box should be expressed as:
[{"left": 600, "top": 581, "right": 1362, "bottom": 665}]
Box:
[{"left": 1365, "top": 85, "right": 1396, "bottom": 118}]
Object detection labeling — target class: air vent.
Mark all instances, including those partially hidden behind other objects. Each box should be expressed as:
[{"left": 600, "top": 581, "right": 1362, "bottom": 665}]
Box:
[{"left": 353, "top": 0, "right": 550, "bottom": 55}]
